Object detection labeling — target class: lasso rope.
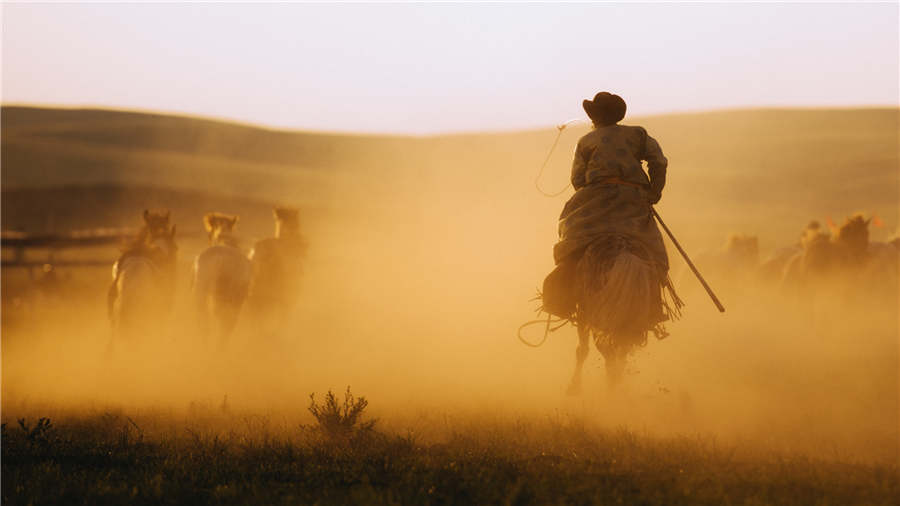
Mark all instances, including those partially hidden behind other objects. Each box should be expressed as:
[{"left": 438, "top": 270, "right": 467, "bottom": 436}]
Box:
[
  {"left": 533, "top": 119, "right": 584, "bottom": 197},
  {"left": 517, "top": 313, "right": 572, "bottom": 347},
  {"left": 518, "top": 119, "right": 586, "bottom": 347}
]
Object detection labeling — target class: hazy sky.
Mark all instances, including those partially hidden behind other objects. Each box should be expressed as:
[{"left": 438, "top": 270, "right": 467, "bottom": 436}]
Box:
[{"left": 2, "top": 2, "right": 898, "bottom": 134}]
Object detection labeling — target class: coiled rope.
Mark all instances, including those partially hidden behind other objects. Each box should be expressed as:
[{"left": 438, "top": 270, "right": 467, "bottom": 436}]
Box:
[
  {"left": 518, "top": 119, "right": 585, "bottom": 347},
  {"left": 517, "top": 313, "right": 572, "bottom": 347}
]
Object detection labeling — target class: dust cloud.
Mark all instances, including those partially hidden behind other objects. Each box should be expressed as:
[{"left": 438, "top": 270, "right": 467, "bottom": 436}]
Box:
[{"left": 2, "top": 118, "right": 898, "bottom": 466}]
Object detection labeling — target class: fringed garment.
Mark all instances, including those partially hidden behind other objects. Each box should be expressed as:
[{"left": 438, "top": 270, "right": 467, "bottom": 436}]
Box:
[{"left": 555, "top": 183, "right": 682, "bottom": 345}]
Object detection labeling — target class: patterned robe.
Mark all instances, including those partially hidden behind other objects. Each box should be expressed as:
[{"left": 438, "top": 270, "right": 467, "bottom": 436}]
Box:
[{"left": 554, "top": 124, "right": 668, "bottom": 268}]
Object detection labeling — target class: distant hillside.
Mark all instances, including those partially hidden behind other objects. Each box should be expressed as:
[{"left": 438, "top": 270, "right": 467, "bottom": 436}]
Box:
[
  {"left": 0, "top": 184, "right": 292, "bottom": 240},
  {"left": 2, "top": 105, "right": 898, "bottom": 252},
  {"left": 1, "top": 106, "right": 397, "bottom": 169}
]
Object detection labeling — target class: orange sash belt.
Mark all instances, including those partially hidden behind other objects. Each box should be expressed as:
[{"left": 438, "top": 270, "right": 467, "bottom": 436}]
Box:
[{"left": 592, "top": 177, "right": 646, "bottom": 189}]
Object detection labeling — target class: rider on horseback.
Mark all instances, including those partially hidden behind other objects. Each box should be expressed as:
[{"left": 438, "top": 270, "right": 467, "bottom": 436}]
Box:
[{"left": 556, "top": 92, "right": 682, "bottom": 391}]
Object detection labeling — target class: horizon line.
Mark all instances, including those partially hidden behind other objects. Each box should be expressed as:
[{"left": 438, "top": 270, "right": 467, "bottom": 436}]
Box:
[{"left": 3, "top": 101, "right": 898, "bottom": 138}]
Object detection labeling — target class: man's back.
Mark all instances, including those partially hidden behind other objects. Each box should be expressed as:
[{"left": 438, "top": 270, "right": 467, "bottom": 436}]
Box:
[{"left": 572, "top": 124, "right": 667, "bottom": 192}]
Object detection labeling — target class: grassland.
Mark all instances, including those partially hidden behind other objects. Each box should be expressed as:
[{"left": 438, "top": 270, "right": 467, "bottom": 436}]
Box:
[{"left": 3, "top": 409, "right": 897, "bottom": 506}]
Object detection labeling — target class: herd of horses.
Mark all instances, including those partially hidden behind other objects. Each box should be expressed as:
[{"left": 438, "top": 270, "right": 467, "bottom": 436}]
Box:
[
  {"left": 690, "top": 213, "right": 900, "bottom": 300},
  {"left": 107, "top": 208, "right": 306, "bottom": 348}
]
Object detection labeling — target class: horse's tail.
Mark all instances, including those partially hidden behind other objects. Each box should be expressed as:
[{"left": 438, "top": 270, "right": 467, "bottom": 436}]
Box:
[
  {"left": 576, "top": 238, "right": 680, "bottom": 342},
  {"left": 580, "top": 248, "right": 656, "bottom": 336},
  {"left": 193, "top": 246, "right": 252, "bottom": 338}
]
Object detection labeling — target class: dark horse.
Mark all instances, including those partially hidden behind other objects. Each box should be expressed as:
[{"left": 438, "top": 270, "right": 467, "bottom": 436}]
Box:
[
  {"left": 247, "top": 207, "right": 307, "bottom": 334},
  {"left": 107, "top": 210, "right": 177, "bottom": 346}
]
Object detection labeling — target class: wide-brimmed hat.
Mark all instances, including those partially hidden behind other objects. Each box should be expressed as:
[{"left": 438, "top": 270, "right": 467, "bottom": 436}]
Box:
[{"left": 582, "top": 92, "right": 626, "bottom": 125}]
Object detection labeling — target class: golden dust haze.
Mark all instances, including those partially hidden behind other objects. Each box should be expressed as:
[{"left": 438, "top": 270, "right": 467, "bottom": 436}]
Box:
[{"left": 1, "top": 107, "right": 898, "bottom": 466}]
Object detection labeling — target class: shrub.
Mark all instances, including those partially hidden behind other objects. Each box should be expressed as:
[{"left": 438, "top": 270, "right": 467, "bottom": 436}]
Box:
[
  {"left": 308, "top": 386, "right": 376, "bottom": 443},
  {"left": 18, "top": 417, "right": 53, "bottom": 445}
]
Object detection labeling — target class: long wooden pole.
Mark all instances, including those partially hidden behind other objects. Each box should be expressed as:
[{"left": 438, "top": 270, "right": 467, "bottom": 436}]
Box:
[{"left": 651, "top": 208, "right": 726, "bottom": 313}]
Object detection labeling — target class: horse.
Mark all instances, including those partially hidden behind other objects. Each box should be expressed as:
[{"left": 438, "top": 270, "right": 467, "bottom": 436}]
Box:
[
  {"left": 680, "top": 233, "right": 759, "bottom": 297},
  {"left": 566, "top": 237, "right": 682, "bottom": 394},
  {"left": 107, "top": 210, "right": 178, "bottom": 346},
  {"left": 192, "top": 212, "right": 252, "bottom": 345},
  {"left": 247, "top": 207, "right": 307, "bottom": 334},
  {"left": 781, "top": 220, "right": 837, "bottom": 292}
]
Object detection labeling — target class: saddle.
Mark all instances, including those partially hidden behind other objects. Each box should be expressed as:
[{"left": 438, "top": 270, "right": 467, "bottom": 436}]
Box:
[
  {"left": 542, "top": 260, "right": 578, "bottom": 319},
  {"left": 542, "top": 244, "right": 588, "bottom": 320}
]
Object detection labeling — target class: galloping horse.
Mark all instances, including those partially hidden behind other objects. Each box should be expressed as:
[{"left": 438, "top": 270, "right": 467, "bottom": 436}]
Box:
[
  {"left": 192, "top": 213, "right": 252, "bottom": 344},
  {"left": 247, "top": 207, "right": 307, "bottom": 333},
  {"left": 566, "top": 237, "right": 681, "bottom": 394},
  {"left": 108, "top": 210, "right": 178, "bottom": 345}
]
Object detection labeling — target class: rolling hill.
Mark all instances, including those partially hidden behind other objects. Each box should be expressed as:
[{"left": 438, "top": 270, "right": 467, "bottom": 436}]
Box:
[{"left": 2, "top": 105, "right": 898, "bottom": 255}]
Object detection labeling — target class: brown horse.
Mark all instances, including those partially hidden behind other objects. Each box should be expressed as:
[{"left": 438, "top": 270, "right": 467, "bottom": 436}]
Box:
[
  {"left": 247, "top": 207, "right": 307, "bottom": 334},
  {"left": 108, "top": 210, "right": 178, "bottom": 344}
]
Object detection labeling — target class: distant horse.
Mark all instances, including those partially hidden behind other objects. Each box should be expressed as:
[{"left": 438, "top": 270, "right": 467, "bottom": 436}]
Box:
[
  {"left": 247, "top": 207, "right": 307, "bottom": 333},
  {"left": 755, "top": 220, "right": 822, "bottom": 286},
  {"left": 192, "top": 212, "right": 252, "bottom": 344},
  {"left": 108, "top": 210, "right": 178, "bottom": 345},
  {"left": 680, "top": 233, "right": 759, "bottom": 295},
  {"left": 782, "top": 215, "right": 867, "bottom": 290}
]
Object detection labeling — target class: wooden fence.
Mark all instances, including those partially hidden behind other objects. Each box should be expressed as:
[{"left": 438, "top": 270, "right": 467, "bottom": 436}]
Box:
[{"left": 1, "top": 228, "right": 136, "bottom": 268}]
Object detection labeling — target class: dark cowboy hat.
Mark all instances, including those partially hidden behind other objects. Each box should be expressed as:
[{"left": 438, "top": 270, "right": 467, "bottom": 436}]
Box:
[{"left": 582, "top": 92, "right": 626, "bottom": 125}]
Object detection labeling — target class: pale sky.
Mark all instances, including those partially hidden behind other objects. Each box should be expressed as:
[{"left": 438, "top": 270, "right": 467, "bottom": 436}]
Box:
[{"left": 2, "top": 2, "right": 898, "bottom": 134}]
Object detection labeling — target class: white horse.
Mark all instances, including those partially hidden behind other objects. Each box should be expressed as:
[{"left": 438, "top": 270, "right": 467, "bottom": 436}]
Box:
[
  {"left": 192, "top": 213, "right": 252, "bottom": 345},
  {"left": 108, "top": 210, "right": 177, "bottom": 347}
]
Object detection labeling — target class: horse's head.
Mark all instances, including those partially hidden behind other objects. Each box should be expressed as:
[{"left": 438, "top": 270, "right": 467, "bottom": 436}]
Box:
[
  {"left": 148, "top": 223, "right": 178, "bottom": 258},
  {"left": 141, "top": 210, "right": 177, "bottom": 264},
  {"left": 143, "top": 209, "right": 173, "bottom": 240},
  {"left": 119, "top": 210, "right": 177, "bottom": 267},
  {"left": 835, "top": 214, "right": 870, "bottom": 260},
  {"left": 273, "top": 206, "right": 300, "bottom": 237},
  {"left": 204, "top": 212, "right": 239, "bottom": 244}
]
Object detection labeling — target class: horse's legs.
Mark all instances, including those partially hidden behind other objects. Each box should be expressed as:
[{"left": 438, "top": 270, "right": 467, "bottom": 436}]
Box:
[
  {"left": 194, "top": 293, "right": 211, "bottom": 345},
  {"left": 599, "top": 340, "right": 628, "bottom": 389},
  {"left": 217, "top": 308, "right": 239, "bottom": 344},
  {"left": 214, "top": 296, "right": 245, "bottom": 348},
  {"left": 567, "top": 325, "right": 591, "bottom": 395}
]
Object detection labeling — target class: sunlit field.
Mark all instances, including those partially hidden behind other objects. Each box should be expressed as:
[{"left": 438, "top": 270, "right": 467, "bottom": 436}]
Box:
[{"left": 2, "top": 106, "right": 898, "bottom": 504}]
